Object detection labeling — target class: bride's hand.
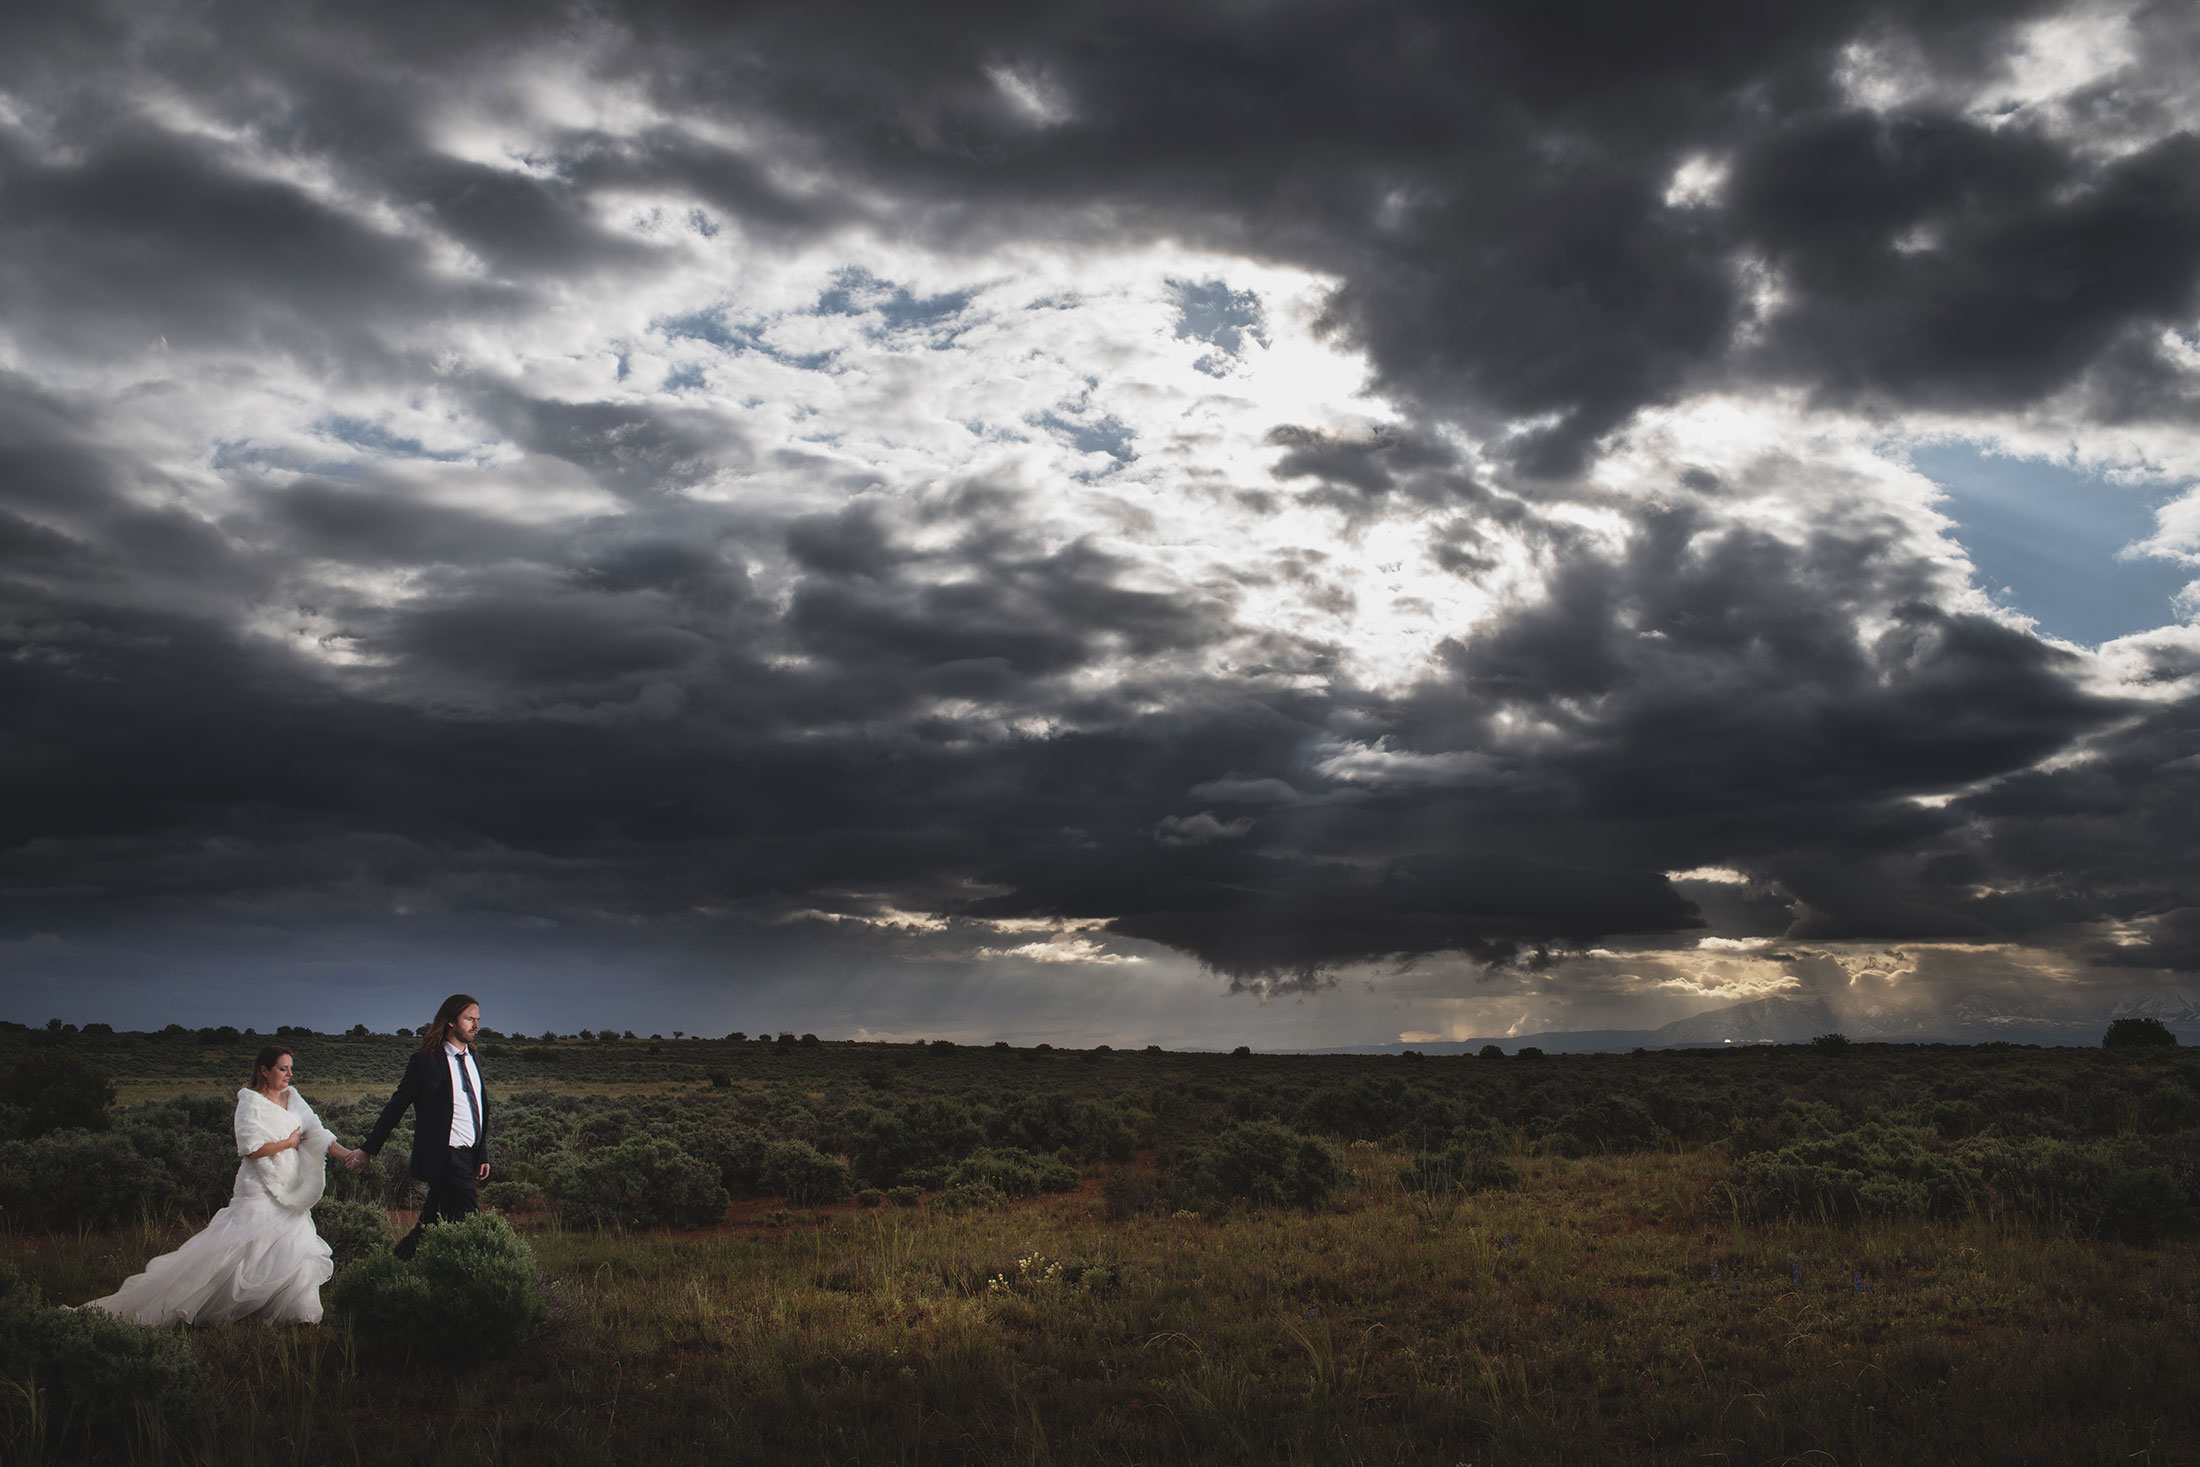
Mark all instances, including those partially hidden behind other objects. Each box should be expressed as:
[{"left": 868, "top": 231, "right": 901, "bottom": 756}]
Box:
[{"left": 285, "top": 1127, "right": 306, "bottom": 1151}]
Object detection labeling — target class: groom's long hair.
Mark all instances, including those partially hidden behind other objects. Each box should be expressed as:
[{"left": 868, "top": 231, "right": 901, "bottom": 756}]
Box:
[{"left": 417, "top": 993, "right": 479, "bottom": 1053}]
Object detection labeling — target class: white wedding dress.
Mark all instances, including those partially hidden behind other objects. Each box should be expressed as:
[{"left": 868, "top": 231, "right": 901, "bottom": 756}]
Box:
[{"left": 81, "top": 1087, "right": 338, "bottom": 1326}]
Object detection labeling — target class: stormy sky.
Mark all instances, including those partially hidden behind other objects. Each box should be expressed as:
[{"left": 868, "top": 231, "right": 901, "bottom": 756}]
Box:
[{"left": 4, "top": 0, "right": 2199, "bottom": 1046}]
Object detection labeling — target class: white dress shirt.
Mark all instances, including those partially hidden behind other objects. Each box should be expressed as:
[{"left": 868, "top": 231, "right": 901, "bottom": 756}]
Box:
[{"left": 444, "top": 1041, "right": 483, "bottom": 1149}]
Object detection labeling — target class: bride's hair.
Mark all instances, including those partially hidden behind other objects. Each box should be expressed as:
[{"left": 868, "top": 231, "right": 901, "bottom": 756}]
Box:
[
  {"left": 418, "top": 993, "right": 480, "bottom": 1052},
  {"left": 250, "top": 1046, "right": 290, "bottom": 1091}
]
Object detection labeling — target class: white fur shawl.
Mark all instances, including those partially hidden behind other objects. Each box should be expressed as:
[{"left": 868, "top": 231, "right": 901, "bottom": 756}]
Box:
[{"left": 232, "top": 1087, "right": 336, "bottom": 1213}]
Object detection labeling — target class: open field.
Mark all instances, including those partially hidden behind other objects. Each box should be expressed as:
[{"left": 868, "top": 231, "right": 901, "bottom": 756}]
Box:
[{"left": 7, "top": 1029, "right": 2200, "bottom": 1464}]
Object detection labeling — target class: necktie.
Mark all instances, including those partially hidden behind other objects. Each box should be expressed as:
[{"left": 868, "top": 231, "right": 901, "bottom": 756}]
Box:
[{"left": 456, "top": 1054, "right": 481, "bottom": 1139}]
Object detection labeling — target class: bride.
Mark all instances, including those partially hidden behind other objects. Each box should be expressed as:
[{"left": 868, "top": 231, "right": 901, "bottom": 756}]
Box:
[{"left": 81, "top": 1046, "right": 367, "bottom": 1326}]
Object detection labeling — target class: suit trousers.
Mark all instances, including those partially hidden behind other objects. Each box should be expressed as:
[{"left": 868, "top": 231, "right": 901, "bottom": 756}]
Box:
[{"left": 394, "top": 1144, "right": 480, "bottom": 1261}]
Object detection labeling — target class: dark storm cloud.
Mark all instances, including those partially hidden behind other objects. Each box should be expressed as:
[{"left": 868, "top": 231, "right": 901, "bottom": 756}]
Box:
[
  {"left": 587, "top": 0, "right": 2182, "bottom": 467},
  {"left": 0, "top": 123, "right": 510, "bottom": 370},
  {"left": 6, "top": 0, "right": 2191, "bottom": 435},
  {"left": 969, "top": 846, "right": 1698, "bottom": 987},
  {"left": 1944, "top": 689, "right": 2200, "bottom": 960},
  {"left": 2, "top": 0, "right": 2198, "bottom": 1018},
  {"left": 1728, "top": 119, "right": 2200, "bottom": 411}
]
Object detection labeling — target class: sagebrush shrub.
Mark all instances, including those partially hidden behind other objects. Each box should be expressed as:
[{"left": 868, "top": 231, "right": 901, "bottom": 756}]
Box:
[
  {"left": 1398, "top": 1130, "right": 1520, "bottom": 1195},
  {"left": 1102, "top": 1169, "right": 1160, "bottom": 1219},
  {"left": 1728, "top": 1125, "right": 1989, "bottom": 1221},
  {"left": 926, "top": 1182, "right": 1007, "bottom": 1214},
  {"left": 1559, "top": 1094, "right": 1665, "bottom": 1155},
  {"left": 1178, "top": 1122, "right": 1343, "bottom": 1211},
  {"left": 0, "top": 1262, "right": 204, "bottom": 1452},
  {"left": 311, "top": 1198, "right": 392, "bottom": 1270},
  {"left": 1972, "top": 1137, "right": 2195, "bottom": 1243},
  {"left": 121, "top": 1100, "right": 238, "bottom": 1215},
  {"left": 330, "top": 1212, "right": 546, "bottom": 1361},
  {"left": 0, "top": 1130, "right": 179, "bottom": 1229},
  {"left": 946, "top": 1146, "right": 1077, "bottom": 1198},
  {"left": 0, "top": 1050, "right": 115, "bottom": 1139},
  {"left": 481, "top": 1179, "right": 543, "bottom": 1212},
  {"left": 549, "top": 1137, "right": 729, "bottom": 1228},
  {"left": 762, "top": 1138, "right": 851, "bottom": 1204}
]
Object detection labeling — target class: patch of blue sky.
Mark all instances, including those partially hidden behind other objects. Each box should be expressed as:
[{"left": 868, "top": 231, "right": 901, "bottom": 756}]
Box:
[
  {"left": 211, "top": 423, "right": 462, "bottom": 484},
  {"left": 212, "top": 437, "right": 367, "bottom": 483},
  {"left": 319, "top": 416, "right": 468, "bottom": 463},
  {"left": 1169, "top": 279, "right": 1266, "bottom": 357},
  {"left": 1032, "top": 411, "right": 1136, "bottom": 470},
  {"left": 1909, "top": 441, "right": 2192, "bottom": 646},
  {"left": 813, "top": 267, "right": 976, "bottom": 347},
  {"left": 662, "top": 365, "right": 708, "bottom": 392},
  {"left": 655, "top": 307, "right": 838, "bottom": 372},
  {"left": 657, "top": 307, "right": 761, "bottom": 352}
]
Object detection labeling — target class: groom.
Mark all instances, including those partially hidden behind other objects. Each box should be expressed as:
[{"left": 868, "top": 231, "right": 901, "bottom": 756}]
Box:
[{"left": 360, "top": 993, "right": 491, "bottom": 1261}]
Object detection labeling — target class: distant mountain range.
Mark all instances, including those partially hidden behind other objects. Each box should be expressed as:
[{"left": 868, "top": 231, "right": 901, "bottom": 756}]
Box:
[{"left": 1306, "top": 990, "right": 2200, "bottom": 1055}]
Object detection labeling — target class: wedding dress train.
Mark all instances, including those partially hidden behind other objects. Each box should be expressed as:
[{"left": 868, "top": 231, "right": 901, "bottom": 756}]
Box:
[{"left": 80, "top": 1087, "right": 338, "bottom": 1326}]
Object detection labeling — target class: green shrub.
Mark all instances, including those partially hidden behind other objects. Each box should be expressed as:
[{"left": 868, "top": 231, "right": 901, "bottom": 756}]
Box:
[
  {"left": 481, "top": 1180, "right": 543, "bottom": 1212},
  {"left": 1728, "top": 1125, "right": 1989, "bottom": 1221},
  {"left": 117, "top": 1103, "right": 237, "bottom": 1217},
  {"left": 573, "top": 1110, "right": 635, "bottom": 1149},
  {"left": 1558, "top": 1095, "right": 1666, "bottom": 1155},
  {"left": 1178, "top": 1122, "right": 1343, "bottom": 1211},
  {"left": 1725, "top": 1099, "right": 1843, "bottom": 1158},
  {"left": 761, "top": 1139, "right": 850, "bottom": 1204},
  {"left": 548, "top": 1138, "right": 730, "bottom": 1228},
  {"left": 945, "top": 1146, "right": 1077, "bottom": 1198},
  {"left": 986, "top": 1093, "right": 1145, "bottom": 1161},
  {"left": 1102, "top": 1168, "right": 1161, "bottom": 1219},
  {"left": 2105, "top": 1017, "right": 2179, "bottom": 1049},
  {"left": 856, "top": 1187, "right": 884, "bottom": 1207},
  {"left": 0, "top": 1263, "right": 204, "bottom": 1452},
  {"left": 1811, "top": 1032, "right": 1850, "bottom": 1052},
  {"left": 926, "top": 1182, "right": 1007, "bottom": 1215},
  {"left": 311, "top": 1198, "right": 392, "bottom": 1270},
  {"left": 1971, "top": 1138, "right": 2194, "bottom": 1243},
  {"left": 888, "top": 1184, "right": 921, "bottom": 1207},
  {"left": 0, "top": 1130, "right": 178, "bottom": 1230},
  {"left": 1297, "top": 1077, "right": 1425, "bottom": 1141},
  {"left": 1926, "top": 1098, "right": 1988, "bottom": 1139},
  {"left": 330, "top": 1212, "right": 546, "bottom": 1362},
  {"left": 0, "top": 1050, "right": 115, "bottom": 1139},
  {"left": 853, "top": 1099, "right": 985, "bottom": 1188},
  {"left": 1398, "top": 1132, "right": 1521, "bottom": 1195}
]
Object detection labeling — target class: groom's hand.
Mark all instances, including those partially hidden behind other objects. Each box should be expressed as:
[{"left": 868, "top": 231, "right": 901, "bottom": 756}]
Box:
[{"left": 476, "top": 1162, "right": 491, "bottom": 1183}]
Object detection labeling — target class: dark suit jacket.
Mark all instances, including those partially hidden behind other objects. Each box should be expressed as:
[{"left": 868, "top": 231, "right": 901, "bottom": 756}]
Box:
[{"left": 362, "top": 1047, "right": 489, "bottom": 1184}]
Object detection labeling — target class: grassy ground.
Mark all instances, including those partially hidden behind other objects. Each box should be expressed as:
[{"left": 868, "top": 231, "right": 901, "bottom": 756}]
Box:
[{"left": 13, "top": 1144, "right": 2199, "bottom": 1466}]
